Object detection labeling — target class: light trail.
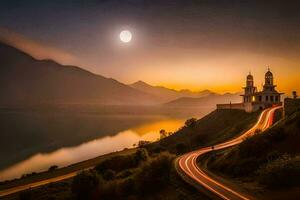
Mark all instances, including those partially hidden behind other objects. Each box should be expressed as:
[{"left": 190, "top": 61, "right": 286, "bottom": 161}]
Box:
[{"left": 176, "top": 106, "right": 282, "bottom": 200}]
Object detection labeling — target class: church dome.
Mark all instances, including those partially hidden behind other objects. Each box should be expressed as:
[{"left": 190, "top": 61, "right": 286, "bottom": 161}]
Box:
[
  {"left": 265, "top": 69, "right": 273, "bottom": 77},
  {"left": 247, "top": 73, "right": 253, "bottom": 79}
]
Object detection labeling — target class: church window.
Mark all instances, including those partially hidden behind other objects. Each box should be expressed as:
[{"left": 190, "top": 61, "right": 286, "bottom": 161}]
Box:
[{"left": 258, "top": 96, "right": 262, "bottom": 102}]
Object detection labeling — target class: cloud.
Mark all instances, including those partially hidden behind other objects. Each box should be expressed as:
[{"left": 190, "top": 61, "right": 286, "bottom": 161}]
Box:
[{"left": 0, "top": 27, "right": 75, "bottom": 65}]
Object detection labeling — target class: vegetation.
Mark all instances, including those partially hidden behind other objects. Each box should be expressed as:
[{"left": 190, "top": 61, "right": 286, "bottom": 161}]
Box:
[
  {"left": 257, "top": 155, "right": 300, "bottom": 188},
  {"left": 207, "top": 110, "right": 300, "bottom": 189},
  {"left": 71, "top": 170, "right": 100, "bottom": 199},
  {"left": 48, "top": 165, "right": 58, "bottom": 171},
  {"left": 146, "top": 110, "right": 259, "bottom": 155}
]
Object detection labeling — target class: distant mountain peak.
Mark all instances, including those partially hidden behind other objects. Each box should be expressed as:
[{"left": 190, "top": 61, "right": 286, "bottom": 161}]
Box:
[
  {"left": 131, "top": 80, "right": 150, "bottom": 86},
  {"left": 129, "top": 80, "right": 222, "bottom": 103}
]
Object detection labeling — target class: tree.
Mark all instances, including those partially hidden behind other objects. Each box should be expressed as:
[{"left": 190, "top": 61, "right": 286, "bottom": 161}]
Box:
[
  {"left": 159, "top": 129, "right": 167, "bottom": 140},
  {"left": 185, "top": 118, "right": 197, "bottom": 128},
  {"left": 137, "top": 140, "right": 150, "bottom": 148}
]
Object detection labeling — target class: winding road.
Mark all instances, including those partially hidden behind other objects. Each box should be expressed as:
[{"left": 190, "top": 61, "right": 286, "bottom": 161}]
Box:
[{"left": 176, "top": 106, "right": 282, "bottom": 200}]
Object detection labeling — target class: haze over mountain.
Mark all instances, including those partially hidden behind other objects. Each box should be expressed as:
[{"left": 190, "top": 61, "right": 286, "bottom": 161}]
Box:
[
  {"left": 130, "top": 80, "right": 241, "bottom": 106},
  {"left": 0, "top": 42, "right": 159, "bottom": 106},
  {"left": 165, "top": 93, "right": 242, "bottom": 108},
  {"left": 130, "top": 80, "right": 213, "bottom": 102}
]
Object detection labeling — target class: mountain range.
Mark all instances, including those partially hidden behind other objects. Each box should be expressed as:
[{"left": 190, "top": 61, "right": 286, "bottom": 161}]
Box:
[
  {"left": 0, "top": 42, "right": 158, "bottom": 105},
  {"left": 0, "top": 41, "right": 241, "bottom": 107},
  {"left": 129, "top": 80, "right": 213, "bottom": 102}
]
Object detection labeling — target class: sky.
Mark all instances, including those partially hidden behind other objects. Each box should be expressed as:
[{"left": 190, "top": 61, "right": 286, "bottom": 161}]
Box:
[{"left": 0, "top": 0, "right": 299, "bottom": 94}]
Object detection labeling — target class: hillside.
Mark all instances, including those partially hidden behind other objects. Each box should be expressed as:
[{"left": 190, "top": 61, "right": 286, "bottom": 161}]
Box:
[
  {"left": 206, "top": 110, "right": 300, "bottom": 199},
  {"left": 130, "top": 80, "right": 213, "bottom": 103},
  {"left": 146, "top": 109, "right": 259, "bottom": 155},
  {"left": 164, "top": 93, "right": 242, "bottom": 108},
  {"left": 0, "top": 42, "right": 158, "bottom": 106}
]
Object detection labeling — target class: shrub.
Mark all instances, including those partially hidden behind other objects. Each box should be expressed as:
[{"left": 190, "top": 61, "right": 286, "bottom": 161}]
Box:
[
  {"left": 137, "top": 140, "right": 150, "bottom": 148},
  {"left": 147, "top": 144, "right": 166, "bottom": 154},
  {"left": 116, "top": 169, "right": 134, "bottom": 179},
  {"left": 19, "top": 190, "right": 32, "bottom": 200},
  {"left": 135, "top": 152, "right": 175, "bottom": 194},
  {"left": 185, "top": 118, "right": 197, "bottom": 128},
  {"left": 238, "top": 134, "right": 270, "bottom": 158},
  {"left": 134, "top": 148, "right": 148, "bottom": 163},
  {"left": 95, "top": 154, "right": 139, "bottom": 173},
  {"left": 103, "top": 169, "right": 116, "bottom": 181},
  {"left": 71, "top": 170, "right": 100, "bottom": 199},
  {"left": 97, "top": 178, "right": 136, "bottom": 199},
  {"left": 257, "top": 155, "right": 300, "bottom": 188},
  {"left": 175, "top": 143, "right": 188, "bottom": 154},
  {"left": 48, "top": 165, "right": 58, "bottom": 171},
  {"left": 268, "top": 128, "right": 286, "bottom": 142}
]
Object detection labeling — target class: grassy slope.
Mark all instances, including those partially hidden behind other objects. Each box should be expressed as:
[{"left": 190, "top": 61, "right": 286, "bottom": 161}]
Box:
[
  {"left": 1, "top": 109, "right": 259, "bottom": 200},
  {"left": 206, "top": 110, "right": 300, "bottom": 199},
  {"left": 151, "top": 109, "right": 259, "bottom": 154}
]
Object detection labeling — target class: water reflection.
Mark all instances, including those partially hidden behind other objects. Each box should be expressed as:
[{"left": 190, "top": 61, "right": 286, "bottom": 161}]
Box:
[{"left": 0, "top": 119, "right": 184, "bottom": 181}]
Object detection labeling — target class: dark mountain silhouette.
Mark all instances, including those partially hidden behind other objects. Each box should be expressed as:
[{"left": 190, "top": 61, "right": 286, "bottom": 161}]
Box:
[
  {"left": 0, "top": 42, "right": 159, "bottom": 105},
  {"left": 130, "top": 80, "right": 214, "bottom": 102},
  {"left": 164, "top": 93, "right": 242, "bottom": 108}
]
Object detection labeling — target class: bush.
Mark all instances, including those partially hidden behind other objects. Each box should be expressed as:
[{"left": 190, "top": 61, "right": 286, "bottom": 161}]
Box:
[
  {"left": 137, "top": 140, "right": 150, "bottom": 148},
  {"left": 238, "top": 135, "right": 270, "bottom": 158},
  {"left": 95, "top": 154, "right": 139, "bottom": 173},
  {"left": 134, "top": 148, "right": 148, "bottom": 163},
  {"left": 185, "top": 118, "right": 197, "bottom": 128},
  {"left": 48, "top": 165, "right": 58, "bottom": 171},
  {"left": 147, "top": 144, "right": 166, "bottom": 155},
  {"left": 135, "top": 152, "right": 175, "bottom": 194},
  {"left": 116, "top": 169, "right": 134, "bottom": 179},
  {"left": 103, "top": 169, "right": 116, "bottom": 181},
  {"left": 19, "top": 190, "right": 32, "bottom": 200},
  {"left": 257, "top": 155, "right": 300, "bottom": 188},
  {"left": 268, "top": 128, "right": 286, "bottom": 142},
  {"left": 175, "top": 143, "right": 188, "bottom": 154},
  {"left": 71, "top": 170, "right": 100, "bottom": 199}
]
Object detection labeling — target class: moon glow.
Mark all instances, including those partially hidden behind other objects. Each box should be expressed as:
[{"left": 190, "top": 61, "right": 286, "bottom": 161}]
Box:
[{"left": 119, "top": 30, "right": 132, "bottom": 43}]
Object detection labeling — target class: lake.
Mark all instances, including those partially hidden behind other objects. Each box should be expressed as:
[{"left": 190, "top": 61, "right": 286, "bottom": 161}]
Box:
[{"left": 0, "top": 105, "right": 213, "bottom": 181}]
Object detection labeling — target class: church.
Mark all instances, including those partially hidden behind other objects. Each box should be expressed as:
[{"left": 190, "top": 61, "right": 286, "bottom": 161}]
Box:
[{"left": 217, "top": 68, "right": 283, "bottom": 112}]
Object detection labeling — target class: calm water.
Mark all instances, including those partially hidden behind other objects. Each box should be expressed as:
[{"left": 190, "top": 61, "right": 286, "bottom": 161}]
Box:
[{"left": 0, "top": 106, "right": 212, "bottom": 181}]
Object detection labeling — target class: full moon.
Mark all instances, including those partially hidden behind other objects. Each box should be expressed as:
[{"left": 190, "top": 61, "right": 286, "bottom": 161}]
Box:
[{"left": 119, "top": 30, "right": 132, "bottom": 43}]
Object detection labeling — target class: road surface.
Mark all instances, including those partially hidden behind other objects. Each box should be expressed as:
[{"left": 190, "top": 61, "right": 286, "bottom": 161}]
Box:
[
  {"left": 177, "top": 106, "right": 282, "bottom": 200},
  {"left": 0, "top": 171, "right": 79, "bottom": 197}
]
